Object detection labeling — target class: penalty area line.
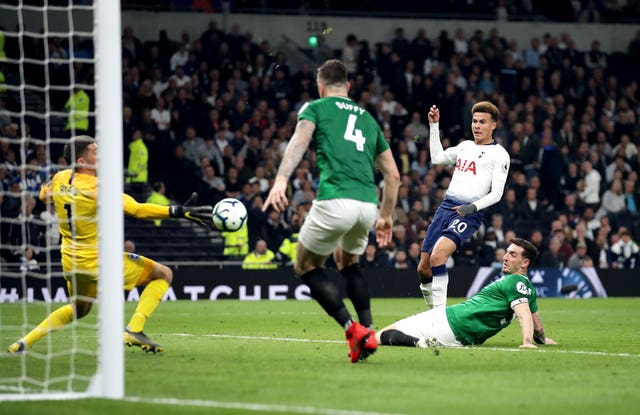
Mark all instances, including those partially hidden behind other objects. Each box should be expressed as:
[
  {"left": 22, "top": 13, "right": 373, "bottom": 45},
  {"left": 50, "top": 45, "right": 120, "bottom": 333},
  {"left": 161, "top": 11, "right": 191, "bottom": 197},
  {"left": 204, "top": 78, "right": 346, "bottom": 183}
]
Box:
[
  {"left": 167, "top": 333, "right": 640, "bottom": 358},
  {"left": 123, "top": 396, "right": 409, "bottom": 415}
]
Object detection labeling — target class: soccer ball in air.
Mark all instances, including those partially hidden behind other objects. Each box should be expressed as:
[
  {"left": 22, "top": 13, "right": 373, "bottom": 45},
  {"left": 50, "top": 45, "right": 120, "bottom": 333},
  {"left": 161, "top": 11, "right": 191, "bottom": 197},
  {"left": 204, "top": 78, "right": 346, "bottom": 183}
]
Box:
[{"left": 212, "top": 198, "right": 247, "bottom": 232}]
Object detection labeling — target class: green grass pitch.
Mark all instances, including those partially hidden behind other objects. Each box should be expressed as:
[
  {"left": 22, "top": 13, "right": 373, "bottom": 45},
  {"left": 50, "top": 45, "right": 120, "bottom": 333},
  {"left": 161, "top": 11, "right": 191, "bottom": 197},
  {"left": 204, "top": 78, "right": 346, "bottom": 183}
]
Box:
[{"left": 1, "top": 297, "right": 639, "bottom": 415}]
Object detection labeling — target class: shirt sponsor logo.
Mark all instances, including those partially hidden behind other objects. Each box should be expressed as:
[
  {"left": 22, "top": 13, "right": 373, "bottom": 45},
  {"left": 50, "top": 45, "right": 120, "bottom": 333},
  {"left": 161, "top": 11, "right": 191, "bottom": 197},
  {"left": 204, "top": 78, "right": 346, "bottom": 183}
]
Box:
[
  {"left": 455, "top": 159, "right": 477, "bottom": 175},
  {"left": 516, "top": 281, "right": 531, "bottom": 295}
]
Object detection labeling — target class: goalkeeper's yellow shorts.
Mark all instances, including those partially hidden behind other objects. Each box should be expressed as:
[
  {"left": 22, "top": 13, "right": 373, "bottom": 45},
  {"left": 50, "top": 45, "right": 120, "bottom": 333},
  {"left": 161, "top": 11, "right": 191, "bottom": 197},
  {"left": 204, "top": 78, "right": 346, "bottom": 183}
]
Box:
[{"left": 63, "top": 251, "right": 156, "bottom": 297}]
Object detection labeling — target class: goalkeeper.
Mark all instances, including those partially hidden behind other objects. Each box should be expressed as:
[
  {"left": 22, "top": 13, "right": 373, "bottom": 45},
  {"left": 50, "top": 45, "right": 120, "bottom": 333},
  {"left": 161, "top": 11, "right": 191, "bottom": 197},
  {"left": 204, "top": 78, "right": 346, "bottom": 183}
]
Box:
[
  {"left": 7, "top": 136, "right": 212, "bottom": 354},
  {"left": 376, "top": 238, "right": 558, "bottom": 349}
]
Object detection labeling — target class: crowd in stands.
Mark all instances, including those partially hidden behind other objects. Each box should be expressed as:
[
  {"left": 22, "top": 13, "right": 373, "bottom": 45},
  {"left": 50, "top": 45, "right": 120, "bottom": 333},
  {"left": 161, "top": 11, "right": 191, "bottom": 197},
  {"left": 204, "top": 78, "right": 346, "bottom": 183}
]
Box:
[
  {"left": 122, "top": 1, "right": 640, "bottom": 23},
  {"left": 1, "top": 15, "right": 640, "bottom": 269}
]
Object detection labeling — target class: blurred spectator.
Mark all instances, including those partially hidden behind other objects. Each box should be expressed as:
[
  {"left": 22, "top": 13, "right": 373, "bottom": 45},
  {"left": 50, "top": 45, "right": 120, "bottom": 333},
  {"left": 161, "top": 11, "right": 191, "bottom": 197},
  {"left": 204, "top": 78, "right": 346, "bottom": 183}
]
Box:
[
  {"left": 257, "top": 209, "right": 289, "bottom": 253},
  {"left": 578, "top": 160, "right": 601, "bottom": 211},
  {"left": 538, "top": 237, "right": 564, "bottom": 269},
  {"left": 567, "top": 240, "right": 592, "bottom": 268},
  {"left": 277, "top": 213, "right": 301, "bottom": 266},
  {"left": 392, "top": 225, "right": 409, "bottom": 253},
  {"left": 477, "top": 228, "right": 499, "bottom": 266},
  {"left": 489, "top": 213, "right": 506, "bottom": 246},
  {"left": 165, "top": 144, "right": 200, "bottom": 202},
  {"left": 125, "top": 130, "right": 148, "bottom": 198},
  {"left": 248, "top": 166, "right": 269, "bottom": 195},
  {"left": 170, "top": 44, "right": 189, "bottom": 72},
  {"left": 390, "top": 249, "right": 410, "bottom": 269},
  {"left": 396, "top": 184, "right": 412, "bottom": 212},
  {"left": 199, "top": 165, "right": 226, "bottom": 204},
  {"left": 224, "top": 166, "right": 243, "bottom": 199},
  {"left": 8, "top": 196, "right": 43, "bottom": 257},
  {"left": 406, "top": 242, "right": 421, "bottom": 269},
  {"left": 19, "top": 246, "right": 39, "bottom": 272},
  {"left": 549, "top": 220, "right": 575, "bottom": 265},
  {"left": 198, "top": 137, "right": 225, "bottom": 175},
  {"left": 608, "top": 227, "right": 640, "bottom": 269},
  {"left": 64, "top": 87, "right": 90, "bottom": 134},
  {"left": 605, "top": 155, "right": 632, "bottom": 184},
  {"left": 518, "top": 187, "right": 548, "bottom": 227},
  {"left": 597, "top": 179, "right": 626, "bottom": 224},
  {"left": 124, "top": 239, "right": 136, "bottom": 253},
  {"left": 242, "top": 239, "right": 276, "bottom": 270},
  {"left": 577, "top": 0, "right": 601, "bottom": 22},
  {"left": 623, "top": 179, "right": 638, "bottom": 216},
  {"left": 146, "top": 181, "right": 170, "bottom": 226},
  {"left": 223, "top": 221, "right": 249, "bottom": 259},
  {"left": 561, "top": 193, "right": 582, "bottom": 229},
  {"left": 584, "top": 40, "right": 607, "bottom": 69},
  {"left": 39, "top": 201, "right": 60, "bottom": 247},
  {"left": 490, "top": 246, "right": 506, "bottom": 269},
  {"left": 342, "top": 34, "right": 359, "bottom": 76},
  {"left": 404, "top": 209, "right": 428, "bottom": 244},
  {"left": 360, "top": 243, "right": 389, "bottom": 269}
]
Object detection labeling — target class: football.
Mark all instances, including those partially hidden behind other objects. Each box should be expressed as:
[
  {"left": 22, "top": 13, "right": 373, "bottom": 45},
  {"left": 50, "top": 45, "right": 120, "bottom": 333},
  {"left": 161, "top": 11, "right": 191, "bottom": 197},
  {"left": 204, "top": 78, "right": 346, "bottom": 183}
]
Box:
[{"left": 212, "top": 198, "right": 248, "bottom": 232}]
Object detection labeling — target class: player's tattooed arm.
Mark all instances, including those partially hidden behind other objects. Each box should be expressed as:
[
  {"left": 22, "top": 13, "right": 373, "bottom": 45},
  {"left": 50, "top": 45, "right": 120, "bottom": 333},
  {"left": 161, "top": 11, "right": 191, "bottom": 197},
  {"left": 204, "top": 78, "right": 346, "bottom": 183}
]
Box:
[
  {"left": 276, "top": 119, "right": 315, "bottom": 179},
  {"left": 532, "top": 312, "right": 557, "bottom": 345},
  {"left": 532, "top": 312, "right": 546, "bottom": 345}
]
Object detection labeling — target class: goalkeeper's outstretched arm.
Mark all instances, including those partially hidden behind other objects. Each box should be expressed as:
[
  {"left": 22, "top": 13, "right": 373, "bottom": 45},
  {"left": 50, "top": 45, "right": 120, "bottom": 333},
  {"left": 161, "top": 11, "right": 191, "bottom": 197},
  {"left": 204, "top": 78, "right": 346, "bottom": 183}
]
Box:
[{"left": 123, "top": 193, "right": 213, "bottom": 226}]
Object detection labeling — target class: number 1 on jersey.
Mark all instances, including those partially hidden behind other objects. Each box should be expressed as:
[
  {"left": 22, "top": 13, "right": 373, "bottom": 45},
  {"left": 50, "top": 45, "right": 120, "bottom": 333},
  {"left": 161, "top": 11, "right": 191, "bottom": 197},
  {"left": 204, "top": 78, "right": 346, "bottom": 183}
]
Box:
[
  {"left": 64, "top": 203, "right": 75, "bottom": 238},
  {"left": 344, "top": 114, "right": 365, "bottom": 152}
]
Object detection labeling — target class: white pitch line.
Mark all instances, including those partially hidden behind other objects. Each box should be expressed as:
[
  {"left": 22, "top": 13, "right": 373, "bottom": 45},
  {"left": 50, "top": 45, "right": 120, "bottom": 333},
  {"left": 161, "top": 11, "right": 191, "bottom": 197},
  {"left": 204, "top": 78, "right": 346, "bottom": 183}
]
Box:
[
  {"left": 167, "top": 333, "right": 640, "bottom": 359},
  {"left": 124, "top": 396, "right": 409, "bottom": 415}
]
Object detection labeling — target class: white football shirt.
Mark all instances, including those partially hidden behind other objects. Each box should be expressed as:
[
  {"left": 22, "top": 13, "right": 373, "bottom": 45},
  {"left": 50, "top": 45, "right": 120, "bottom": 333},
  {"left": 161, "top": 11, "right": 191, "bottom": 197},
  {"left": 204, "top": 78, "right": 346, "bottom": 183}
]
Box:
[{"left": 431, "top": 133, "right": 510, "bottom": 211}]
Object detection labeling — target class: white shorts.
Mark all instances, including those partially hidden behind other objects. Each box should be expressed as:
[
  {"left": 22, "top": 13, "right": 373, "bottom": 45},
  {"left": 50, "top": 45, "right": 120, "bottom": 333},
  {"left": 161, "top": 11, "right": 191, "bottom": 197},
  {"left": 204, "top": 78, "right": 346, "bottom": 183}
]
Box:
[
  {"left": 394, "top": 308, "right": 462, "bottom": 347},
  {"left": 298, "top": 199, "right": 378, "bottom": 256}
]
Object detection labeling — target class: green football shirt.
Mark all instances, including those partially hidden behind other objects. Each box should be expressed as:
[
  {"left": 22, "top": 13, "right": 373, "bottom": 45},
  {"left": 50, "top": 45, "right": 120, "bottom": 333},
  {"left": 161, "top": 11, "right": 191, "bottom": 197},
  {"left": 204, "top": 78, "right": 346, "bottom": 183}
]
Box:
[
  {"left": 446, "top": 273, "right": 538, "bottom": 345},
  {"left": 298, "top": 96, "right": 389, "bottom": 204}
]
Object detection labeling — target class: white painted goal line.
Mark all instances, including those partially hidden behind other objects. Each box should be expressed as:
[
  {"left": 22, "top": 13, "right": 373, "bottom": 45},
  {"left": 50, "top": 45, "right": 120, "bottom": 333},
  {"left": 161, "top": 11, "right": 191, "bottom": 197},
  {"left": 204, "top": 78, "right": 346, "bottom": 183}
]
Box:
[
  {"left": 168, "top": 332, "right": 640, "bottom": 359},
  {"left": 124, "top": 396, "right": 408, "bottom": 415}
]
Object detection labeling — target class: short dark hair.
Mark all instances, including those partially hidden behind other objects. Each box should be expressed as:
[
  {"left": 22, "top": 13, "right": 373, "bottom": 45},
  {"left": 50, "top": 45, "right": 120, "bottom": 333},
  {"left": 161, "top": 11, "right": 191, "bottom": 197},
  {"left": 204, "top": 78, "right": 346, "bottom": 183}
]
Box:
[
  {"left": 471, "top": 101, "right": 500, "bottom": 121},
  {"left": 317, "top": 59, "right": 348, "bottom": 88},
  {"left": 152, "top": 181, "right": 164, "bottom": 192},
  {"left": 63, "top": 135, "right": 95, "bottom": 164},
  {"left": 510, "top": 237, "right": 539, "bottom": 264}
]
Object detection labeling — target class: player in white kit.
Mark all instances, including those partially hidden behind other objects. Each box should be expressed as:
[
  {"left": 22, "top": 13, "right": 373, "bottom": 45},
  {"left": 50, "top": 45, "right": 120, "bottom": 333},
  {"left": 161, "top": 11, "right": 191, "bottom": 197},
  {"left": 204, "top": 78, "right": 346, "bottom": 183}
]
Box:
[{"left": 418, "top": 102, "right": 510, "bottom": 309}]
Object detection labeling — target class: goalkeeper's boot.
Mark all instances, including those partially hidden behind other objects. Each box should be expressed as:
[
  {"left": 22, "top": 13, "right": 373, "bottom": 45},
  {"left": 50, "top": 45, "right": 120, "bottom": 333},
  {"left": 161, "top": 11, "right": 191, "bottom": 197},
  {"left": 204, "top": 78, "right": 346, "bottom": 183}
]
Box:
[
  {"left": 123, "top": 329, "right": 164, "bottom": 354},
  {"left": 7, "top": 340, "right": 26, "bottom": 355},
  {"left": 345, "top": 322, "right": 374, "bottom": 363}
]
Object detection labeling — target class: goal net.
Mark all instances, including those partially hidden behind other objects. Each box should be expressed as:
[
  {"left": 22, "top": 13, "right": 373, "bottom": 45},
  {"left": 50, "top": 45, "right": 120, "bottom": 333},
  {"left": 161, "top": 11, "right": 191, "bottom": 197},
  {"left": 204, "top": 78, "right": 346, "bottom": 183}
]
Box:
[{"left": 0, "top": 0, "right": 123, "bottom": 400}]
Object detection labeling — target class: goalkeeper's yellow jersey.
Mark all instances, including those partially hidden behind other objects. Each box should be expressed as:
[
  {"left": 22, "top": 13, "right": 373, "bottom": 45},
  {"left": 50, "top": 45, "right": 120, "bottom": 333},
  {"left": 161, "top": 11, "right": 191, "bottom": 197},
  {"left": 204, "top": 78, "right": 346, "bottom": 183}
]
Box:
[{"left": 40, "top": 169, "right": 171, "bottom": 261}]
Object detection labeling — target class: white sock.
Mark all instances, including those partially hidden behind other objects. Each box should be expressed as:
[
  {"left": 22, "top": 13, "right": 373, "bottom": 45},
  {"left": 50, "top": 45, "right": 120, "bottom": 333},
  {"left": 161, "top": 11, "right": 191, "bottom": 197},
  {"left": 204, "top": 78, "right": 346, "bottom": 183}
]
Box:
[
  {"left": 432, "top": 274, "right": 449, "bottom": 308},
  {"left": 419, "top": 282, "right": 433, "bottom": 309}
]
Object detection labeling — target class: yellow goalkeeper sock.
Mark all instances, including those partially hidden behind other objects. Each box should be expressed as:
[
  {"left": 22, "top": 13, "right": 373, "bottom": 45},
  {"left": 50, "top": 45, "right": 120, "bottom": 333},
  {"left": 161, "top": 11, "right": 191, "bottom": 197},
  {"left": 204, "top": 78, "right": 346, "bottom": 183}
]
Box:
[
  {"left": 127, "top": 279, "right": 169, "bottom": 333},
  {"left": 23, "top": 304, "right": 75, "bottom": 348}
]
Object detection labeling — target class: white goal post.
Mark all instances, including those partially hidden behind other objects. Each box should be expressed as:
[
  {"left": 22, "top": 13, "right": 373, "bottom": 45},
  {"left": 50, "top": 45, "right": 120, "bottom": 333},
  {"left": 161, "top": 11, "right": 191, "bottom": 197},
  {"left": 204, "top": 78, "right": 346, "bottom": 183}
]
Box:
[{"left": 0, "top": 0, "right": 123, "bottom": 400}]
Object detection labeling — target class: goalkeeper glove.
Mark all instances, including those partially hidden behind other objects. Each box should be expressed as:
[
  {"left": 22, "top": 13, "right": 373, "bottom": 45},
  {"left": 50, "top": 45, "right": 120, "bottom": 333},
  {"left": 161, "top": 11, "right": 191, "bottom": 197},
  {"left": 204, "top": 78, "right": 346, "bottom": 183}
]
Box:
[
  {"left": 457, "top": 204, "right": 478, "bottom": 216},
  {"left": 169, "top": 193, "right": 213, "bottom": 227},
  {"left": 458, "top": 203, "right": 478, "bottom": 216}
]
